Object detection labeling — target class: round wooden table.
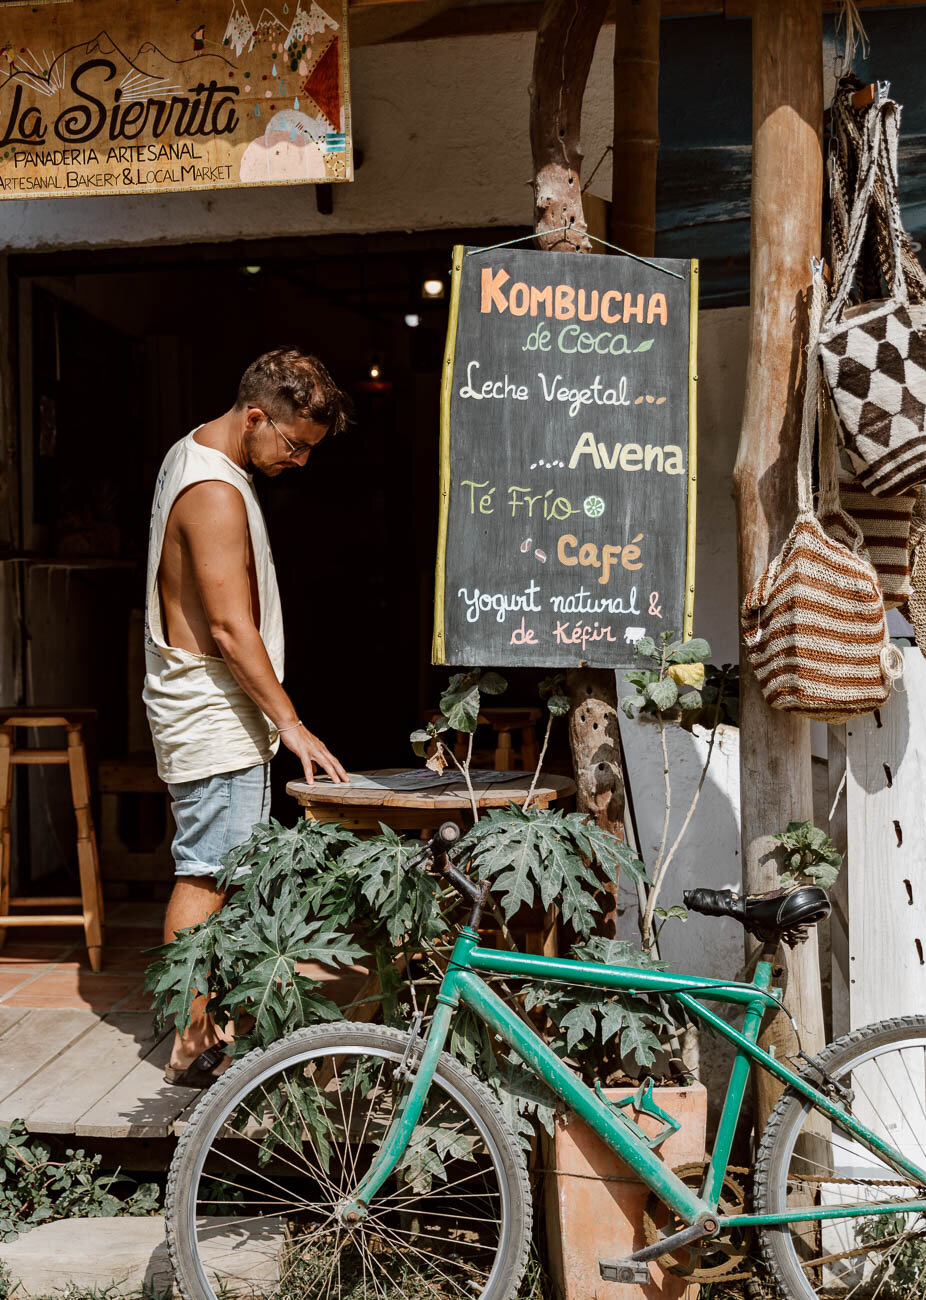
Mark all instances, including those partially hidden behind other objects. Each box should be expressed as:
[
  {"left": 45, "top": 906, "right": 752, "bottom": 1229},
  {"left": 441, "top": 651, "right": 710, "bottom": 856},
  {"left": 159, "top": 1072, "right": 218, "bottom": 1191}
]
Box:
[{"left": 286, "top": 768, "right": 577, "bottom": 834}]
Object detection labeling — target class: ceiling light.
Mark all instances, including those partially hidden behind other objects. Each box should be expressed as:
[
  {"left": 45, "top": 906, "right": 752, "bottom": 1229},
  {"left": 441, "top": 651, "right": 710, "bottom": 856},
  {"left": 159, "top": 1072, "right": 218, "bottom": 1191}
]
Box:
[
  {"left": 369, "top": 364, "right": 381, "bottom": 379},
  {"left": 421, "top": 278, "right": 445, "bottom": 299},
  {"left": 243, "top": 265, "right": 262, "bottom": 275},
  {"left": 404, "top": 313, "right": 421, "bottom": 328}
]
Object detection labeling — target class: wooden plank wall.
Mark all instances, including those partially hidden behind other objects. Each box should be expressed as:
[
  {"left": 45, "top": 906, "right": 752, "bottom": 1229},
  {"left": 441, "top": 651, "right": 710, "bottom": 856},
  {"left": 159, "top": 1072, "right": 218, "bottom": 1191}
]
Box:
[{"left": 843, "top": 648, "right": 926, "bottom": 1029}]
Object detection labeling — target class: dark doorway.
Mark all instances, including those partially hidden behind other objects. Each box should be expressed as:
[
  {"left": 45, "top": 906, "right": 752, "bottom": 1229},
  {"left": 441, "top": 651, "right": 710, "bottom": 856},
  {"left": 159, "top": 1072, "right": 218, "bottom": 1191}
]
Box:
[{"left": 11, "top": 228, "right": 526, "bottom": 885}]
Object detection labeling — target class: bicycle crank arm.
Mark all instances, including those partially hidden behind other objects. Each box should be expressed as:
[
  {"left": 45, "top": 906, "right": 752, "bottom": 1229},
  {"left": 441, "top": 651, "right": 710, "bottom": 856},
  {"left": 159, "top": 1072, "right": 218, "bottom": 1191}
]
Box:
[
  {"left": 600, "top": 1215, "right": 718, "bottom": 1282},
  {"left": 633, "top": 1214, "right": 719, "bottom": 1263}
]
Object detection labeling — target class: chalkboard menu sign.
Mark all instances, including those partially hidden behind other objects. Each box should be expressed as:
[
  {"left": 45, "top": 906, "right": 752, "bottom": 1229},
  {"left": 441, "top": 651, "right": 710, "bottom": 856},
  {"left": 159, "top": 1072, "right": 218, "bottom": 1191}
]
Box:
[{"left": 433, "top": 245, "right": 698, "bottom": 668}]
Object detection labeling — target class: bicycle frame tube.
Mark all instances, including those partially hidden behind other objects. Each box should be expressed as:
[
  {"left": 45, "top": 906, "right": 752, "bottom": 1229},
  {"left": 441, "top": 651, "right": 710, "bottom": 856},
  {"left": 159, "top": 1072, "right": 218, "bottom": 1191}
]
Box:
[{"left": 351, "top": 929, "right": 926, "bottom": 1227}]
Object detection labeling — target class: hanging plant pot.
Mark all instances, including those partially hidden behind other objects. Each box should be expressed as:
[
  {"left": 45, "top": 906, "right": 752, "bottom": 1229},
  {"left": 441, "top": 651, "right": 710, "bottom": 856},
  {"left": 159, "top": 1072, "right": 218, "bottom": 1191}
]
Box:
[{"left": 543, "top": 1082, "right": 707, "bottom": 1299}]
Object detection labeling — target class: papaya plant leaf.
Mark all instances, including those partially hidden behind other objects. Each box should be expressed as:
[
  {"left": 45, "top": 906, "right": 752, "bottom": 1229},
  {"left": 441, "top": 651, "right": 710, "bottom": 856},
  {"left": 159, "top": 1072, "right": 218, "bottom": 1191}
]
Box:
[{"left": 145, "top": 911, "right": 221, "bottom": 1035}]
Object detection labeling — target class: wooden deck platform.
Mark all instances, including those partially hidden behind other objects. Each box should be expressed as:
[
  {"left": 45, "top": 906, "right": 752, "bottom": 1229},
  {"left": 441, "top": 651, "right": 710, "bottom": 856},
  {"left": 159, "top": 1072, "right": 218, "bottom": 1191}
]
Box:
[{"left": 0, "top": 900, "right": 200, "bottom": 1139}]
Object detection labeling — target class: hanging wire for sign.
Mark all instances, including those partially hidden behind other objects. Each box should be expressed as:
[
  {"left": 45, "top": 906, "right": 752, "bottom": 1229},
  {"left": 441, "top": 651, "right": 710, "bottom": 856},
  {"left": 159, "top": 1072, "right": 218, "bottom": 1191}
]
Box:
[{"left": 464, "top": 223, "right": 686, "bottom": 280}]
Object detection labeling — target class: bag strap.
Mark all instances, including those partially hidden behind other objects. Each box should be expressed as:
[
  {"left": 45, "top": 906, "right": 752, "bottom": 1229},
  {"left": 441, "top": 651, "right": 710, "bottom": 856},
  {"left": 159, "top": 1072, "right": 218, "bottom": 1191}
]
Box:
[
  {"left": 825, "top": 104, "right": 885, "bottom": 324},
  {"left": 797, "top": 273, "right": 825, "bottom": 516},
  {"left": 877, "top": 103, "right": 910, "bottom": 305}
]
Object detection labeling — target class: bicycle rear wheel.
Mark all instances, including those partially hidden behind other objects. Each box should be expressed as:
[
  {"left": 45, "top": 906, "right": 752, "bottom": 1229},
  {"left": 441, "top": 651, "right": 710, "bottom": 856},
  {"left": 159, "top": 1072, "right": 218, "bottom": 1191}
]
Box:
[
  {"left": 756, "top": 1016, "right": 926, "bottom": 1299},
  {"left": 166, "top": 1022, "right": 531, "bottom": 1300}
]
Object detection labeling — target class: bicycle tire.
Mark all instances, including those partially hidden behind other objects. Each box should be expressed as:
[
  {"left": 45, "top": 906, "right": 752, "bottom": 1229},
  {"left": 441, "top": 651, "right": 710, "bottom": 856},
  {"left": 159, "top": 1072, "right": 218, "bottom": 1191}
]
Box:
[
  {"left": 755, "top": 1015, "right": 926, "bottom": 1299},
  {"left": 166, "top": 1021, "right": 532, "bottom": 1300}
]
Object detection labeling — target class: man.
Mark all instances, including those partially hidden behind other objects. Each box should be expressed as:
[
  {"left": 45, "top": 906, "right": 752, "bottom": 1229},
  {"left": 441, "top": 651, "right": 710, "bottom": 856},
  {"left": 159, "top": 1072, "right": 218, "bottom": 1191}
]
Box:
[{"left": 144, "top": 347, "right": 351, "bottom": 1087}]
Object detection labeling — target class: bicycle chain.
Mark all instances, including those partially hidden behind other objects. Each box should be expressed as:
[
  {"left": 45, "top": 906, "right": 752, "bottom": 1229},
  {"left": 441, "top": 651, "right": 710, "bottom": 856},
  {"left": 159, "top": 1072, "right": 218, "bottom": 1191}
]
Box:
[{"left": 644, "top": 1164, "right": 925, "bottom": 1282}]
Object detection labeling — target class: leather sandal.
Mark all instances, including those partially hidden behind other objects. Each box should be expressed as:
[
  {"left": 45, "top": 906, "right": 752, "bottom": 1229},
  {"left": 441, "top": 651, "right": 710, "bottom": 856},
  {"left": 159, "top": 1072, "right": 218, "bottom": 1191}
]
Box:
[{"left": 163, "top": 1045, "right": 228, "bottom": 1088}]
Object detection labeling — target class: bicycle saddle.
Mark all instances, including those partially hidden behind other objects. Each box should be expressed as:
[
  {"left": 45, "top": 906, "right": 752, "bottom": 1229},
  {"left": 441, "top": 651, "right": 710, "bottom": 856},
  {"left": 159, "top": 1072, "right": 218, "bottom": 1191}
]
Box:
[{"left": 683, "top": 886, "right": 831, "bottom": 947}]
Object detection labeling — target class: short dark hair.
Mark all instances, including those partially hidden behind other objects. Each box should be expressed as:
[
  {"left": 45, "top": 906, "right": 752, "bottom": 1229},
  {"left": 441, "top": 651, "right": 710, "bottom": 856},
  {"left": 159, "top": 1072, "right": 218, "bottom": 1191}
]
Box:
[{"left": 236, "top": 347, "right": 352, "bottom": 435}]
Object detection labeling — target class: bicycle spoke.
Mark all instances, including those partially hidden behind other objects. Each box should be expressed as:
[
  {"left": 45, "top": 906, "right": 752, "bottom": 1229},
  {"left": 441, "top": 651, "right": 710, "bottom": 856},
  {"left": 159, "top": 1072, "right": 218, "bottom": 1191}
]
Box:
[
  {"left": 226, "top": 1089, "right": 343, "bottom": 1203},
  {"left": 370, "top": 1165, "right": 500, "bottom": 1209},
  {"left": 899, "top": 1048, "right": 926, "bottom": 1135},
  {"left": 202, "top": 1145, "right": 324, "bottom": 1212},
  {"left": 365, "top": 1219, "right": 496, "bottom": 1271},
  {"left": 372, "top": 1216, "right": 481, "bottom": 1295},
  {"left": 273, "top": 1076, "right": 347, "bottom": 1202}
]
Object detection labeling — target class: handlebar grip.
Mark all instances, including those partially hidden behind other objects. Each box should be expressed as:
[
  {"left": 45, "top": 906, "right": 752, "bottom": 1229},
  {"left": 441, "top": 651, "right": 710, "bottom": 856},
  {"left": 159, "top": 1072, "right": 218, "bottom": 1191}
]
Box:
[
  {"left": 434, "top": 821, "right": 461, "bottom": 848},
  {"left": 403, "top": 821, "right": 463, "bottom": 874}
]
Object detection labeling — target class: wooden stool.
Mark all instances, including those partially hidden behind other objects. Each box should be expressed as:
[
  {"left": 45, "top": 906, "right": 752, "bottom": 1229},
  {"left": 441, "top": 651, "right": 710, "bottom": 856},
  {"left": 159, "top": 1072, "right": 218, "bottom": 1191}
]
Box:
[
  {"left": 0, "top": 709, "right": 105, "bottom": 971},
  {"left": 425, "top": 706, "right": 542, "bottom": 770}
]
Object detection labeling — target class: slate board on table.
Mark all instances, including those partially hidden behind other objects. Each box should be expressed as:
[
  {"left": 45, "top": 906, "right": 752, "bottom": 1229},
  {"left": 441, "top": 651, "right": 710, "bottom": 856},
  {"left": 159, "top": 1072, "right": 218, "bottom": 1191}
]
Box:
[
  {"left": 312, "top": 770, "right": 527, "bottom": 792},
  {"left": 433, "top": 245, "right": 698, "bottom": 669}
]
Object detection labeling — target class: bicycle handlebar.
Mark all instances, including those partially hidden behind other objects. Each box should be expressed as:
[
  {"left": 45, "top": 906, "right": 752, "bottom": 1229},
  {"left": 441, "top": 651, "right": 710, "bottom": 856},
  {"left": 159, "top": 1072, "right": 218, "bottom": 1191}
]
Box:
[{"left": 403, "top": 821, "right": 488, "bottom": 914}]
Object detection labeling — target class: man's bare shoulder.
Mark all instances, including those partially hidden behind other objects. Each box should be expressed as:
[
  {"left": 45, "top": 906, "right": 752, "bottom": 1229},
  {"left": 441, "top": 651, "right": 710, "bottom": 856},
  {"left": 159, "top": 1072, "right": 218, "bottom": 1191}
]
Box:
[{"left": 169, "top": 480, "right": 247, "bottom": 533}]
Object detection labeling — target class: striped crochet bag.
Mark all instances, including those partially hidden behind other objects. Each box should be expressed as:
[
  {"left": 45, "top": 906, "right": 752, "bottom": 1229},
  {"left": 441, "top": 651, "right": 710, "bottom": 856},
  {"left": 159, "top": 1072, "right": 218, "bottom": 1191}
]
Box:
[
  {"left": 742, "top": 278, "right": 901, "bottom": 723},
  {"left": 830, "top": 482, "right": 916, "bottom": 608}
]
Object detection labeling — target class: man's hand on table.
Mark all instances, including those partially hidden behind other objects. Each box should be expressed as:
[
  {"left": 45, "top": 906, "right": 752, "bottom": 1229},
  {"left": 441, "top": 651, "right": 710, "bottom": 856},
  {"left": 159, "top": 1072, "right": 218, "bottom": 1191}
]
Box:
[{"left": 282, "top": 724, "right": 348, "bottom": 784}]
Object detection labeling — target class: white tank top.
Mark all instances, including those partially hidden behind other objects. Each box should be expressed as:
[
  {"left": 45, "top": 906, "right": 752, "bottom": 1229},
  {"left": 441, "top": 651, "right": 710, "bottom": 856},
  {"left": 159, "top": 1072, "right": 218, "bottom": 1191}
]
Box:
[{"left": 143, "top": 430, "right": 284, "bottom": 783}]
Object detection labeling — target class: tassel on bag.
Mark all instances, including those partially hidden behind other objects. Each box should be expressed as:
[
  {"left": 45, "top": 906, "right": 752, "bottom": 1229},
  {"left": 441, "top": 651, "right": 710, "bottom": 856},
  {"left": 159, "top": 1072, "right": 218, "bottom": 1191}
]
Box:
[{"left": 742, "top": 274, "right": 901, "bottom": 723}]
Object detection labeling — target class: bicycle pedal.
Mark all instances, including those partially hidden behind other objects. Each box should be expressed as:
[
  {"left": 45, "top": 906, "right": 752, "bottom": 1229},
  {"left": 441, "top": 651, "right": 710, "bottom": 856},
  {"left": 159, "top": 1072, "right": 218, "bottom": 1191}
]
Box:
[{"left": 599, "top": 1258, "right": 652, "bottom": 1284}]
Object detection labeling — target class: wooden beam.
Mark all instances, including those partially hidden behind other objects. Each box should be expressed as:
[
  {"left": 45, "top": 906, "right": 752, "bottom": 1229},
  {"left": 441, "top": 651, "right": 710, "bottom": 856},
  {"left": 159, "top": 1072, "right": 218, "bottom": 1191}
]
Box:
[
  {"left": 610, "top": 0, "right": 661, "bottom": 258},
  {"left": 732, "top": 0, "right": 825, "bottom": 1127},
  {"left": 381, "top": 0, "right": 924, "bottom": 45}
]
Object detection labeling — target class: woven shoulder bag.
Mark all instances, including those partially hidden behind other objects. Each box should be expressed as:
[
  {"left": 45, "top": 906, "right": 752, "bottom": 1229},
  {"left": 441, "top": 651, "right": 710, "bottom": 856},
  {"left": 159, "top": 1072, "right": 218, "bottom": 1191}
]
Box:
[
  {"left": 742, "top": 277, "right": 901, "bottom": 723},
  {"left": 819, "top": 95, "right": 926, "bottom": 496}
]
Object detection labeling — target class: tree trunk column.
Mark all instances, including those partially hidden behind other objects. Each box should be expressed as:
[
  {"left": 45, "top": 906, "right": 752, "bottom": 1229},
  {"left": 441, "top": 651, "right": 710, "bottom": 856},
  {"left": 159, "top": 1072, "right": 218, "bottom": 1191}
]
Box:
[
  {"left": 530, "top": 0, "right": 610, "bottom": 251},
  {"left": 733, "top": 0, "right": 825, "bottom": 1126}
]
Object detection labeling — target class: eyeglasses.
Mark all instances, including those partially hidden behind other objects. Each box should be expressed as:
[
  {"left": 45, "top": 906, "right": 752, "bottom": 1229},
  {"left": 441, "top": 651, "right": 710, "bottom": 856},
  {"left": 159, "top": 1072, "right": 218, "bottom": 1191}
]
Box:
[{"left": 249, "top": 406, "right": 313, "bottom": 460}]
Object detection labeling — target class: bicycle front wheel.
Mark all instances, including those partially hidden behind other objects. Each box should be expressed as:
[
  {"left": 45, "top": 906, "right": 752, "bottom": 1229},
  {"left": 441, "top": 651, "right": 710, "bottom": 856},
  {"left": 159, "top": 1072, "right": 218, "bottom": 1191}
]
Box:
[
  {"left": 166, "top": 1022, "right": 531, "bottom": 1300},
  {"left": 756, "top": 1016, "right": 926, "bottom": 1299}
]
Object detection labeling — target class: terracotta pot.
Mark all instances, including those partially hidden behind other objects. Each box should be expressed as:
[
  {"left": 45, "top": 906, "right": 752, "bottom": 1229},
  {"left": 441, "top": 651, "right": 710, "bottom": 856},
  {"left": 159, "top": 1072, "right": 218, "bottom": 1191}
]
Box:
[{"left": 544, "top": 1082, "right": 707, "bottom": 1300}]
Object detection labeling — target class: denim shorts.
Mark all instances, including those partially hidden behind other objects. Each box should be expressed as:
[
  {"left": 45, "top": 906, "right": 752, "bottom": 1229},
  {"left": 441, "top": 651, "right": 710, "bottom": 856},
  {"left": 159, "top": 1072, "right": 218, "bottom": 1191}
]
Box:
[{"left": 167, "top": 762, "right": 271, "bottom": 878}]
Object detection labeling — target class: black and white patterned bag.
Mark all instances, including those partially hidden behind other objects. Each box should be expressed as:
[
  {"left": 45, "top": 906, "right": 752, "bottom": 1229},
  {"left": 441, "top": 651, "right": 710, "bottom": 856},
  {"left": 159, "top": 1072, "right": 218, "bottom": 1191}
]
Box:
[{"left": 819, "top": 95, "right": 926, "bottom": 496}]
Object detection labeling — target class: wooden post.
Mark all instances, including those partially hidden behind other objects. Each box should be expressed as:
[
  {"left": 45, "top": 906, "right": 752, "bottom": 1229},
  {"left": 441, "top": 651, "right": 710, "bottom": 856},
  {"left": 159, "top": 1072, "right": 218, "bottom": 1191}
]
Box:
[
  {"left": 733, "top": 0, "right": 826, "bottom": 1126},
  {"left": 530, "top": 0, "right": 610, "bottom": 253},
  {"left": 529, "top": 0, "right": 624, "bottom": 868},
  {"left": 609, "top": 0, "right": 662, "bottom": 257}
]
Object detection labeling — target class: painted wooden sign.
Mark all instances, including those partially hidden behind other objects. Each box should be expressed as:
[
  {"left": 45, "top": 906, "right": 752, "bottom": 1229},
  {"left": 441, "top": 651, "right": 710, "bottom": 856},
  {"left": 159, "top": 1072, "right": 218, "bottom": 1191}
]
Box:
[
  {"left": 0, "top": 0, "right": 350, "bottom": 199},
  {"left": 433, "top": 246, "right": 698, "bottom": 669}
]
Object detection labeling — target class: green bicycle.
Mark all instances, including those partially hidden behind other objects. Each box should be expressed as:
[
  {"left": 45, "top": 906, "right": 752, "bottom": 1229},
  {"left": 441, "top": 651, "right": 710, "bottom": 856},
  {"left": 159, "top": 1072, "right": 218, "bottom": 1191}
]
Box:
[{"left": 167, "top": 822, "right": 926, "bottom": 1299}]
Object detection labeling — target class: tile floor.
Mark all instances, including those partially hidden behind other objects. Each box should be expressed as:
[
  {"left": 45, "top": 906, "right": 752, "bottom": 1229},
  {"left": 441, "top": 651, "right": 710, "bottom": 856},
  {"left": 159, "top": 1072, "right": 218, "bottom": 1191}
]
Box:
[{"left": 0, "top": 901, "right": 160, "bottom": 1014}]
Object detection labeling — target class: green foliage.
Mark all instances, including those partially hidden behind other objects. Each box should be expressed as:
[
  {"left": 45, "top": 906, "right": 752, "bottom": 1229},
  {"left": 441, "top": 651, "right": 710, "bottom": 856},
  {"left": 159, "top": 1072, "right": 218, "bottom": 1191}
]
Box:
[
  {"left": 339, "top": 825, "right": 445, "bottom": 945},
  {"left": 620, "top": 635, "right": 741, "bottom": 733},
  {"left": 858, "top": 1213, "right": 926, "bottom": 1297},
  {"left": 464, "top": 805, "right": 646, "bottom": 937},
  {"left": 528, "top": 938, "right": 671, "bottom": 1081},
  {"left": 539, "top": 672, "right": 570, "bottom": 717},
  {"left": 773, "top": 821, "right": 843, "bottom": 890},
  {"left": 439, "top": 669, "right": 507, "bottom": 733},
  {"left": 0, "top": 1120, "right": 158, "bottom": 1241},
  {"left": 409, "top": 670, "right": 509, "bottom": 761},
  {"left": 621, "top": 632, "right": 713, "bottom": 725}
]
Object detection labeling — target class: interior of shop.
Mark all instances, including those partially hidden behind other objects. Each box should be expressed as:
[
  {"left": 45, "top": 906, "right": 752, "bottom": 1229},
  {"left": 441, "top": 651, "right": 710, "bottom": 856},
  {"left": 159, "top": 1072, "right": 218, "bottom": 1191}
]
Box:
[{"left": 10, "top": 225, "right": 568, "bottom": 894}]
